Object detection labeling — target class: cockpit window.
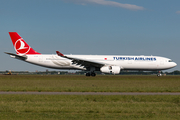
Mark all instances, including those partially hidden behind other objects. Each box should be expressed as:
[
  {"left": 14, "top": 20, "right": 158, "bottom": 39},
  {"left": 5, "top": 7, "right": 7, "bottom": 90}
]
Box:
[{"left": 168, "top": 60, "right": 172, "bottom": 62}]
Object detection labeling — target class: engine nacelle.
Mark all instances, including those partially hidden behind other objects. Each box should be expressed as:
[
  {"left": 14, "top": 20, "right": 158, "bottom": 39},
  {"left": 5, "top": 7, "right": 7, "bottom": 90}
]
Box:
[{"left": 100, "top": 66, "right": 121, "bottom": 74}]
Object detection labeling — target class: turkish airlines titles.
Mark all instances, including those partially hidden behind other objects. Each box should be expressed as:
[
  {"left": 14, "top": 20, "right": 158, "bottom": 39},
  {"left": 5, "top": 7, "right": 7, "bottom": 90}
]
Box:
[{"left": 113, "top": 57, "right": 156, "bottom": 61}]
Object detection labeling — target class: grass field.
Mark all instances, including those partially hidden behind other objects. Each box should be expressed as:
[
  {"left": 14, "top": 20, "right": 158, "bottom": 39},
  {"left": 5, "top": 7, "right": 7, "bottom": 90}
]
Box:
[
  {"left": 0, "top": 75, "right": 180, "bottom": 92},
  {"left": 0, "top": 95, "right": 180, "bottom": 120},
  {"left": 0, "top": 75, "right": 180, "bottom": 119}
]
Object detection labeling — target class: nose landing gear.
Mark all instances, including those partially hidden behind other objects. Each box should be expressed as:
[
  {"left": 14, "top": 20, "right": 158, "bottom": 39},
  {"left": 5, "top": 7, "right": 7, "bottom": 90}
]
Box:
[{"left": 157, "top": 71, "right": 162, "bottom": 77}]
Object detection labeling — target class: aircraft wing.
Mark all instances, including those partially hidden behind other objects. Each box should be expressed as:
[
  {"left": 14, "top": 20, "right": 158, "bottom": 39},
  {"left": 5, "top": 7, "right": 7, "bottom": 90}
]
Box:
[
  {"left": 56, "top": 51, "right": 105, "bottom": 68},
  {"left": 5, "top": 52, "right": 27, "bottom": 60}
]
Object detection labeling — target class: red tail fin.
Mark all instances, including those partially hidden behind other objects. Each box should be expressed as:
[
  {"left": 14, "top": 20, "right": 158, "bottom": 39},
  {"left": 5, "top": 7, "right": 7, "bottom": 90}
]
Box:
[{"left": 9, "top": 32, "right": 41, "bottom": 55}]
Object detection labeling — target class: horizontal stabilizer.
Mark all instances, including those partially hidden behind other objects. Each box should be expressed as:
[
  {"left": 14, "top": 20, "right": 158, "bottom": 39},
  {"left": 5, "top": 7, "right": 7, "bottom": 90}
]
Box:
[{"left": 4, "top": 52, "right": 27, "bottom": 60}]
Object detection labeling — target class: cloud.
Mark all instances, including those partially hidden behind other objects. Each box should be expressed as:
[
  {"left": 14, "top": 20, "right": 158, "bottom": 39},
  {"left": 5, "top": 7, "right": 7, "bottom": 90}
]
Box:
[
  {"left": 64, "top": 0, "right": 145, "bottom": 11},
  {"left": 176, "top": 11, "right": 180, "bottom": 14}
]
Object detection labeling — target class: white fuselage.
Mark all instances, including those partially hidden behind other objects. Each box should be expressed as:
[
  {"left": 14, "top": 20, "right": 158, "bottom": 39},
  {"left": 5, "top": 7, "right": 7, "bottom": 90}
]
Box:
[{"left": 23, "top": 54, "right": 177, "bottom": 71}]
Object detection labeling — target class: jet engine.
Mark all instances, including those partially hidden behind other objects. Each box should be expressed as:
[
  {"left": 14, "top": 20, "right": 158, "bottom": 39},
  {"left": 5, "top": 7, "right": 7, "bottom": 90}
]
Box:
[{"left": 100, "top": 66, "right": 121, "bottom": 74}]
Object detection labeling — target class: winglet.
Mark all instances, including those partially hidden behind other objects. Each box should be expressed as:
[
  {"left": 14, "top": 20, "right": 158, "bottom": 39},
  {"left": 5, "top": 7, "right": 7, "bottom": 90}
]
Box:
[{"left": 56, "top": 51, "right": 64, "bottom": 56}]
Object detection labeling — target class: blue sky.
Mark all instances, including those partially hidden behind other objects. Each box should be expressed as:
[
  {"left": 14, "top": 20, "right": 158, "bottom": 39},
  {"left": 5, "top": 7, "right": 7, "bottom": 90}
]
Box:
[{"left": 0, "top": 0, "right": 180, "bottom": 72}]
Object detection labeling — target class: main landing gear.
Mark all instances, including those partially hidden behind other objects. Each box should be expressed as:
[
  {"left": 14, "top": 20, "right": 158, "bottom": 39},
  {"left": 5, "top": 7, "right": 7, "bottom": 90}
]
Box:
[{"left": 86, "top": 72, "right": 96, "bottom": 77}]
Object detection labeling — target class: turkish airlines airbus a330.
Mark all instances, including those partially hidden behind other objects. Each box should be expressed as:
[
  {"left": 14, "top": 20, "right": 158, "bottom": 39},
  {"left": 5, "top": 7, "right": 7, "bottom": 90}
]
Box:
[{"left": 5, "top": 32, "right": 177, "bottom": 76}]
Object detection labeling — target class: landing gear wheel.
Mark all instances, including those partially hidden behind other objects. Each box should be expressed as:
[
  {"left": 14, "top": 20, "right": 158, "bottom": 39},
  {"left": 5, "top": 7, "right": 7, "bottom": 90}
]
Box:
[
  {"left": 91, "top": 72, "right": 96, "bottom": 77},
  {"left": 85, "top": 72, "right": 96, "bottom": 77},
  {"left": 157, "top": 71, "right": 162, "bottom": 77},
  {"left": 157, "top": 73, "right": 162, "bottom": 77},
  {"left": 86, "top": 72, "right": 91, "bottom": 76}
]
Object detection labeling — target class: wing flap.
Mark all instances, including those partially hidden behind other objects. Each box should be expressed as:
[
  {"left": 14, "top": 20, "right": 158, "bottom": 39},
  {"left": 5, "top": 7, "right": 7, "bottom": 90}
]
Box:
[{"left": 56, "top": 51, "right": 105, "bottom": 68}]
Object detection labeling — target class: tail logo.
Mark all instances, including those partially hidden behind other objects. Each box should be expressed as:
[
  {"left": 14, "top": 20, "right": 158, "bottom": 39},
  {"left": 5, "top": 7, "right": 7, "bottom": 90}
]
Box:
[{"left": 14, "top": 39, "right": 30, "bottom": 54}]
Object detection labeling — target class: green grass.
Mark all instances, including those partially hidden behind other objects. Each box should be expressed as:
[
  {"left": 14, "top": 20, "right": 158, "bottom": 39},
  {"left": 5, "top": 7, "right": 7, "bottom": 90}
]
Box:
[
  {"left": 0, "top": 75, "right": 180, "bottom": 119},
  {"left": 0, "top": 75, "right": 180, "bottom": 92},
  {"left": 0, "top": 95, "right": 180, "bottom": 120}
]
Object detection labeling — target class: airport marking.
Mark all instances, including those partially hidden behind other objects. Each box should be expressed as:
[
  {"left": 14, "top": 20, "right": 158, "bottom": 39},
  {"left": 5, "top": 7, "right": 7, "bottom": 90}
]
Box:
[{"left": 0, "top": 92, "right": 180, "bottom": 95}]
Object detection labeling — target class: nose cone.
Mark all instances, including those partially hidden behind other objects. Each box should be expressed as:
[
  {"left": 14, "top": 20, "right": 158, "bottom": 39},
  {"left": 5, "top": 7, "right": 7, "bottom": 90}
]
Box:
[
  {"left": 173, "top": 62, "right": 177, "bottom": 67},
  {"left": 158, "top": 61, "right": 177, "bottom": 70}
]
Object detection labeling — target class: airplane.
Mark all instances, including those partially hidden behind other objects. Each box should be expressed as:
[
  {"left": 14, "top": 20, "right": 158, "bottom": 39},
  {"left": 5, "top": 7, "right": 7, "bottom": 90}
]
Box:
[{"left": 5, "top": 32, "right": 177, "bottom": 76}]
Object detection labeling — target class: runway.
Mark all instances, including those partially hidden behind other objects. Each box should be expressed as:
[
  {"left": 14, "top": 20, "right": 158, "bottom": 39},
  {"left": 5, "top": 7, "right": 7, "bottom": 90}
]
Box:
[{"left": 0, "top": 92, "right": 180, "bottom": 95}]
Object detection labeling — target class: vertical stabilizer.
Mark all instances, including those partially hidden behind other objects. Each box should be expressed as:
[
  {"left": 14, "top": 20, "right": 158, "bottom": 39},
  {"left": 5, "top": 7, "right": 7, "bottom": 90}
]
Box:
[{"left": 9, "top": 32, "right": 41, "bottom": 55}]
